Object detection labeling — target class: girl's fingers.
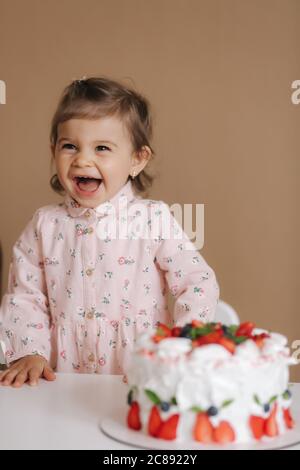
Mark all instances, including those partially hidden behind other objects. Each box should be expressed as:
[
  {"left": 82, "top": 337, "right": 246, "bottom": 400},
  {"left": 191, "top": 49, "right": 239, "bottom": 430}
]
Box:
[
  {"left": 0, "top": 369, "right": 10, "bottom": 382},
  {"left": 13, "top": 370, "right": 29, "bottom": 388},
  {"left": 28, "top": 367, "right": 41, "bottom": 386},
  {"left": 0, "top": 365, "right": 18, "bottom": 382},
  {"left": 2, "top": 367, "right": 22, "bottom": 386},
  {"left": 0, "top": 357, "right": 54, "bottom": 387},
  {"left": 43, "top": 366, "right": 56, "bottom": 381}
]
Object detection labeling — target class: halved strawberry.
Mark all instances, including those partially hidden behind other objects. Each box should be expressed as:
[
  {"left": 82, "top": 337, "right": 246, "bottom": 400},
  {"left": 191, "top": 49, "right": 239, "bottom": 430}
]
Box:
[
  {"left": 194, "top": 413, "right": 214, "bottom": 443},
  {"left": 171, "top": 326, "right": 182, "bottom": 337},
  {"left": 213, "top": 421, "right": 235, "bottom": 443},
  {"left": 197, "top": 330, "right": 223, "bottom": 346},
  {"left": 283, "top": 407, "right": 295, "bottom": 429},
  {"left": 148, "top": 406, "right": 163, "bottom": 437},
  {"left": 264, "top": 403, "right": 279, "bottom": 437},
  {"left": 249, "top": 415, "right": 265, "bottom": 440},
  {"left": 156, "top": 323, "right": 172, "bottom": 338},
  {"left": 218, "top": 337, "right": 236, "bottom": 354},
  {"left": 236, "top": 322, "right": 255, "bottom": 337},
  {"left": 152, "top": 335, "right": 165, "bottom": 343},
  {"left": 157, "top": 414, "right": 179, "bottom": 440},
  {"left": 252, "top": 333, "right": 270, "bottom": 348},
  {"left": 191, "top": 319, "right": 204, "bottom": 328},
  {"left": 127, "top": 401, "right": 142, "bottom": 431}
]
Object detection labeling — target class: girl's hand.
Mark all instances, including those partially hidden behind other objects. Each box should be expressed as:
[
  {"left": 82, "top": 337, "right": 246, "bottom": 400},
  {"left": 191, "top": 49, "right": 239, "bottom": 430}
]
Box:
[{"left": 0, "top": 355, "right": 56, "bottom": 388}]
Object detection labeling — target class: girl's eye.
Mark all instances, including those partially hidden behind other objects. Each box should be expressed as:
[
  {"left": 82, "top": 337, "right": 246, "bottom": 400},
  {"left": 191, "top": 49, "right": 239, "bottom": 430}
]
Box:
[
  {"left": 61, "top": 143, "right": 110, "bottom": 151},
  {"left": 62, "top": 143, "right": 76, "bottom": 150}
]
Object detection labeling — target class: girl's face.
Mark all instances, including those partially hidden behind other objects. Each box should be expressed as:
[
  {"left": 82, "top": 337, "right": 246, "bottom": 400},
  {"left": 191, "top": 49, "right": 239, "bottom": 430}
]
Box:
[{"left": 52, "top": 116, "right": 150, "bottom": 208}]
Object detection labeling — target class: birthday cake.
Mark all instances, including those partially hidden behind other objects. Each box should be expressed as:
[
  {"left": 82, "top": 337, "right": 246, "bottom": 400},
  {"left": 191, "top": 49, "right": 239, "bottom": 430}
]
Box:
[{"left": 125, "top": 321, "right": 296, "bottom": 444}]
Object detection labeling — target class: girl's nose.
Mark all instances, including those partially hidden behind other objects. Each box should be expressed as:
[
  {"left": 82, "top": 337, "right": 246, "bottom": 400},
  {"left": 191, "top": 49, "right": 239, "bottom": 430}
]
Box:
[{"left": 73, "top": 150, "right": 95, "bottom": 165}]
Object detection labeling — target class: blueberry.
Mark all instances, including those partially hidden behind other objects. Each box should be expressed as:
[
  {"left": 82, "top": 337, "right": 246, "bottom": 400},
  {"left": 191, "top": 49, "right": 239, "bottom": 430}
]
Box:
[
  {"left": 160, "top": 401, "right": 170, "bottom": 412},
  {"left": 179, "top": 324, "right": 193, "bottom": 338},
  {"left": 207, "top": 406, "right": 218, "bottom": 417},
  {"left": 284, "top": 389, "right": 292, "bottom": 399},
  {"left": 263, "top": 403, "right": 270, "bottom": 413}
]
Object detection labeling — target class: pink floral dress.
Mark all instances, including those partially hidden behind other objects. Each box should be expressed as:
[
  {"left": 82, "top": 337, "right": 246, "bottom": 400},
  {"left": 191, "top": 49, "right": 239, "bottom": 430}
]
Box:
[{"left": 0, "top": 180, "right": 219, "bottom": 374}]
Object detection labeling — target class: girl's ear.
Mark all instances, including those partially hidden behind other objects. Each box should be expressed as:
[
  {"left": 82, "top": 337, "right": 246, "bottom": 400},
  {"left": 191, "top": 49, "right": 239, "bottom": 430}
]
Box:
[
  {"left": 50, "top": 144, "right": 55, "bottom": 159},
  {"left": 132, "top": 145, "right": 152, "bottom": 172}
]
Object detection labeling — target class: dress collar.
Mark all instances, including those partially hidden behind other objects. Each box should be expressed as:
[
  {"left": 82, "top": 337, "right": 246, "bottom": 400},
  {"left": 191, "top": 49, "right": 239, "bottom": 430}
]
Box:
[{"left": 63, "top": 179, "right": 138, "bottom": 218}]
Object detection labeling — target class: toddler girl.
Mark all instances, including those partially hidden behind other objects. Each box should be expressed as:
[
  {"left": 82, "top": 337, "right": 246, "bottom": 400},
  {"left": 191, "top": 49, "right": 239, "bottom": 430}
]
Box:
[{"left": 0, "top": 77, "right": 219, "bottom": 387}]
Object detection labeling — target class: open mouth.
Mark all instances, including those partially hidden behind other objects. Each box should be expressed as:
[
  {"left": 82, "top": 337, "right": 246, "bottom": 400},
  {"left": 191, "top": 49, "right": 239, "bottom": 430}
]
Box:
[{"left": 73, "top": 176, "right": 103, "bottom": 195}]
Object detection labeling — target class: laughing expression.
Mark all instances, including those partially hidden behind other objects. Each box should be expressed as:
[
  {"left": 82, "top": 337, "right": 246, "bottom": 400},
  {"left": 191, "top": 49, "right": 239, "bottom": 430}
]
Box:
[{"left": 52, "top": 115, "right": 150, "bottom": 208}]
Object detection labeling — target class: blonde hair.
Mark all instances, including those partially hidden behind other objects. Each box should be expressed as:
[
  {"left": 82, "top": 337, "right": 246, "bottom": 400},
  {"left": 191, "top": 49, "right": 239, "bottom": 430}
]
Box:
[{"left": 50, "top": 76, "right": 155, "bottom": 196}]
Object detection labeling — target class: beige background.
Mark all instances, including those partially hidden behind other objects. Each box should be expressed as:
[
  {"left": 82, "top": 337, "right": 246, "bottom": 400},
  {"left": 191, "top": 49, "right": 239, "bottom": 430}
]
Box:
[{"left": 0, "top": 0, "right": 299, "bottom": 379}]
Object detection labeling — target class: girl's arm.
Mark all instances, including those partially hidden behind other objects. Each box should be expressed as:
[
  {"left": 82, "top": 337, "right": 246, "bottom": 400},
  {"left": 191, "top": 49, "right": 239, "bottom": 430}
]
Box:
[
  {"left": 0, "top": 209, "right": 52, "bottom": 365},
  {"left": 153, "top": 202, "right": 220, "bottom": 326}
]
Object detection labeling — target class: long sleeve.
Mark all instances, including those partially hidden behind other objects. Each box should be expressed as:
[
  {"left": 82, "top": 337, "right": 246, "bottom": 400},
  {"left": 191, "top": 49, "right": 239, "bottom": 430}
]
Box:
[
  {"left": 0, "top": 209, "right": 51, "bottom": 364},
  {"left": 153, "top": 202, "right": 220, "bottom": 326}
]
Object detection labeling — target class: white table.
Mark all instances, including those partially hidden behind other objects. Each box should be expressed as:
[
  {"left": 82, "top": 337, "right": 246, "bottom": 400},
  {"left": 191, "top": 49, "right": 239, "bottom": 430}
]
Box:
[
  {"left": 0, "top": 374, "right": 131, "bottom": 450},
  {"left": 0, "top": 374, "right": 299, "bottom": 450}
]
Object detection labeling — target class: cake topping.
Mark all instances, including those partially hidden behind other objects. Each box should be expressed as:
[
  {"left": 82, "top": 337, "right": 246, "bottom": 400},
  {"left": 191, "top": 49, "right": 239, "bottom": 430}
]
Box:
[{"left": 151, "top": 321, "right": 271, "bottom": 354}]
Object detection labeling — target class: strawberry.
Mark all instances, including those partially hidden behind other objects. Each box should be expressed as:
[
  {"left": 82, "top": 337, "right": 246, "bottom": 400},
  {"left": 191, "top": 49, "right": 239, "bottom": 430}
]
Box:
[
  {"left": 127, "top": 401, "right": 142, "bottom": 431},
  {"left": 148, "top": 406, "right": 163, "bottom": 437},
  {"left": 249, "top": 415, "right": 265, "bottom": 440},
  {"left": 194, "top": 413, "right": 214, "bottom": 443},
  {"left": 264, "top": 403, "right": 279, "bottom": 437},
  {"left": 213, "top": 421, "right": 235, "bottom": 443},
  {"left": 191, "top": 320, "right": 204, "bottom": 328},
  {"left": 197, "top": 330, "right": 223, "bottom": 346},
  {"left": 157, "top": 414, "right": 179, "bottom": 440},
  {"left": 156, "top": 323, "right": 172, "bottom": 338},
  {"left": 171, "top": 327, "right": 182, "bottom": 337},
  {"left": 283, "top": 407, "right": 295, "bottom": 429},
  {"left": 252, "top": 333, "right": 270, "bottom": 348},
  {"left": 218, "top": 337, "right": 236, "bottom": 354},
  {"left": 152, "top": 335, "right": 165, "bottom": 343},
  {"left": 236, "top": 322, "right": 255, "bottom": 337}
]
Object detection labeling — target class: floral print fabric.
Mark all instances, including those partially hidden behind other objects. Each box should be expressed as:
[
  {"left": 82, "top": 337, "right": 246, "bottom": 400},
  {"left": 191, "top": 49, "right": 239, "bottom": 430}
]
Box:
[{"left": 0, "top": 181, "right": 219, "bottom": 374}]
